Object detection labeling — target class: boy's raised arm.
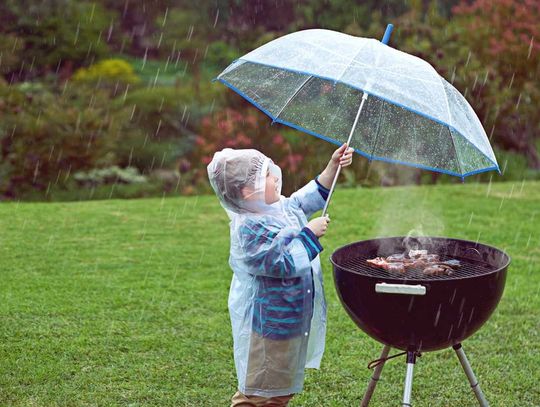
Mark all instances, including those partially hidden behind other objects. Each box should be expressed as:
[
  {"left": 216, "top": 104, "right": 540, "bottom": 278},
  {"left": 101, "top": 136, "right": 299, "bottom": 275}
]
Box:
[
  {"left": 316, "top": 143, "right": 354, "bottom": 189},
  {"left": 289, "top": 144, "right": 354, "bottom": 218}
]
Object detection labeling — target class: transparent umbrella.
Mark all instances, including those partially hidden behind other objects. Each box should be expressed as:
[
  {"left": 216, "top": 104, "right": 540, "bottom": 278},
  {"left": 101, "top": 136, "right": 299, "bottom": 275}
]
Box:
[{"left": 215, "top": 24, "right": 499, "bottom": 214}]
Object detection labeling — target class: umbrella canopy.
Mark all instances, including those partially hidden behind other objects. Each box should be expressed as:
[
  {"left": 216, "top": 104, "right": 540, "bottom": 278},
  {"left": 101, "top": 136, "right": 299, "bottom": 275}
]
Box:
[{"left": 215, "top": 26, "right": 499, "bottom": 178}]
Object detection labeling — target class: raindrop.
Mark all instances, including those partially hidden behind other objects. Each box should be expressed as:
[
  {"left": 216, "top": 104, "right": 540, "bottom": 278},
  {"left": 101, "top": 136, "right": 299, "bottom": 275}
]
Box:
[
  {"left": 515, "top": 92, "right": 522, "bottom": 110},
  {"left": 525, "top": 233, "right": 532, "bottom": 248},
  {"left": 160, "top": 192, "right": 166, "bottom": 209},
  {"left": 181, "top": 105, "right": 187, "bottom": 122},
  {"left": 164, "top": 56, "right": 170, "bottom": 72},
  {"left": 527, "top": 37, "right": 534, "bottom": 60},
  {"left": 213, "top": 9, "right": 220, "bottom": 28},
  {"left": 508, "top": 72, "right": 515, "bottom": 90},
  {"left": 129, "top": 104, "right": 136, "bottom": 120},
  {"left": 513, "top": 229, "right": 521, "bottom": 246},
  {"left": 475, "top": 231, "right": 481, "bottom": 243},
  {"left": 29, "top": 56, "right": 35, "bottom": 74},
  {"left": 198, "top": 249, "right": 205, "bottom": 266},
  {"left": 467, "top": 212, "right": 474, "bottom": 227},
  {"left": 472, "top": 74, "right": 478, "bottom": 91},
  {"left": 122, "top": 84, "right": 130, "bottom": 102},
  {"left": 187, "top": 25, "right": 194, "bottom": 42},
  {"left": 407, "top": 297, "right": 414, "bottom": 312},
  {"left": 433, "top": 303, "right": 442, "bottom": 327},
  {"left": 54, "top": 169, "right": 61, "bottom": 185},
  {"left": 107, "top": 18, "right": 114, "bottom": 42},
  {"left": 458, "top": 297, "right": 466, "bottom": 314},
  {"left": 501, "top": 159, "right": 508, "bottom": 175},
  {"left": 142, "top": 47, "right": 148, "bottom": 70},
  {"left": 73, "top": 22, "right": 80, "bottom": 45},
  {"left": 162, "top": 7, "right": 169, "bottom": 27},
  {"left": 457, "top": 312, "right": 463, "bottom": 328},
  {"left": 468, "top": 307, "right": 475, "bottom": 323},
  {"left": 153, "top": 68, "right": 161, "bottom": 87},
  {"left": 482, "top": 69, "right": 489, "bottom": 86},
  {"left": 447, "top": 324, "right": 454, "bottom": 340},
  {"left": 122, "top": 0, "right": 130, "bottom": 18},
  {"left": 449, "top": 288, "right": 457, "bottom": 305},
  {"left": 89, "top": 3, "right": 95, "bottom": 22}
]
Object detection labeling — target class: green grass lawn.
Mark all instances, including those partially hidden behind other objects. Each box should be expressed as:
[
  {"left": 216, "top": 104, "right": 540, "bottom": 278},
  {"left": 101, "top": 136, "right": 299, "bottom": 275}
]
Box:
[{"left": 1, "top": 181, "right": 539, "bottom": 406}]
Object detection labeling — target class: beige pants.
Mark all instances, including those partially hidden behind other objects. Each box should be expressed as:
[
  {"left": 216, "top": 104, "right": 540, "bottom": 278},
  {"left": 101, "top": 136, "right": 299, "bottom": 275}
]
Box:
[
  {"left": 231, "top": 391, "right": 294, "bottom": 407},
  {"left": 245, "top": 332, "right": 302, "bottom": 391}
]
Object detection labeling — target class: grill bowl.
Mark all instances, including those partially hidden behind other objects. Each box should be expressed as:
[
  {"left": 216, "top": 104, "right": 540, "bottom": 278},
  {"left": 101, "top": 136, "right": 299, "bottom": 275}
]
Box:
[{"left": 331, "top": 237, "right": 510, "bottom": 352}]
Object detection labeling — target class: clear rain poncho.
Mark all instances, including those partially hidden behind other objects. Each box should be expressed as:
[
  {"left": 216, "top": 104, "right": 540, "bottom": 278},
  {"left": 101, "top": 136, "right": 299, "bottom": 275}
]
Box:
[{"left": 207, "top": 148, "right": 327, "bottom": 397}]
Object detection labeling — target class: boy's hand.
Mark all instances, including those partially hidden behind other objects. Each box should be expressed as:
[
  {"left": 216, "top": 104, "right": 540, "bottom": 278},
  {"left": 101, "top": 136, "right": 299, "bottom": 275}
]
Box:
[
  {"left": 331, "top": 143, "right": 354, "bottom": 167},
  {"left": 306, "top": 215, "right": 331, "bottom": 238}
]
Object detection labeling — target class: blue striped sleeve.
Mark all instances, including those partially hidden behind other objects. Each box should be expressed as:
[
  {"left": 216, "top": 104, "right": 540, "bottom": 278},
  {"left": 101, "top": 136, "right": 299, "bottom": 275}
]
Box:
[
  {"left": 315, "top": 175, "right": 330, "bottom": 200},
  {"left": 297, "top": 227, "right": 323, "bottom": 261},
  {"left": 239, "top": 220, "right": 297, "bottom": 278}
]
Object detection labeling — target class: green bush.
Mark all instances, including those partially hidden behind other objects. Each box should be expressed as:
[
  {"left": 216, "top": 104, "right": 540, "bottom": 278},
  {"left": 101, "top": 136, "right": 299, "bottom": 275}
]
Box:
[
  {"left": 73, "top": 166, "right": 147, "bottom": 186},
  {"left": 0, "top": 84, "right": 123, "bottom": 197},
  {"left": 72, "top": 58, "right": 141, "bottom": 88},
  {"left": 0, "top": 1, "right": 114, "bottom": 78},
  {"left": 111, "top": 86, "right": 203, "bottom": 172}
]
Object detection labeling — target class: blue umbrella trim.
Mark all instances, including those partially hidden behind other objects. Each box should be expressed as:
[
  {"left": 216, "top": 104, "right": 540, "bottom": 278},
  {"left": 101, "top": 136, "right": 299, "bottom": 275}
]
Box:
[
  {"left": 217, "top": 77, "right": 499, "bottom": 178},
  {"left": 215, "top": 59, "right": 500, "bottom": 171}
]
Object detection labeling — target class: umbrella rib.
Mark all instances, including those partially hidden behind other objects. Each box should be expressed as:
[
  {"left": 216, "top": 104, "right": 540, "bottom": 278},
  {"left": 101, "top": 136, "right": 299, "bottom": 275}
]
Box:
[
  {"left": 369, "top": 99, "right": 386, "bottom": 158},
  {"left": 273, "top": 75, "right": 313, "bottom": 119},
  {"left": 438, "top": 75, "right": 464, "bottom": 175},
  {"left": 334, "top": 41, "right": 370, "bottom": 84}
]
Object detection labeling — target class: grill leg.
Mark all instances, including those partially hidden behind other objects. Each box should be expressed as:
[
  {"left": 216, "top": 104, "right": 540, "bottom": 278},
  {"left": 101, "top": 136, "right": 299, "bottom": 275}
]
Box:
[
  {"left": 453, "top": 343, "right": 489, "bottom": 407},
  {"left": 402, "top": 351, "right": 417, "bottom": 407},
  {"left": 360, "top": 345, "right": 391, "bottom": 407}
]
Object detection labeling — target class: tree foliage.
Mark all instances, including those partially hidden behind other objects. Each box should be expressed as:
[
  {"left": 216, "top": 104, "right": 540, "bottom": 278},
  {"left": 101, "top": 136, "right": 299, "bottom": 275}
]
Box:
[{"left": 0, "top": 0, "right": 113, "bottom": 80}]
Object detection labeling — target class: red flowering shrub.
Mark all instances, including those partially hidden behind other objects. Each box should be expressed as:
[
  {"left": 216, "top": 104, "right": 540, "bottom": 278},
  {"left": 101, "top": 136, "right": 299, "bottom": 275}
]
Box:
[{"left": 186, "top": 106, "right": 327, "bottom": 195}]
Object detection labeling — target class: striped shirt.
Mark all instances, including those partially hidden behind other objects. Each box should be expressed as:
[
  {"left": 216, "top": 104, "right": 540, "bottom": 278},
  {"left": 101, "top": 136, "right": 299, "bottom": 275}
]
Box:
[{"left": 240, "top": 178, "right": 329, "bottom": 339}]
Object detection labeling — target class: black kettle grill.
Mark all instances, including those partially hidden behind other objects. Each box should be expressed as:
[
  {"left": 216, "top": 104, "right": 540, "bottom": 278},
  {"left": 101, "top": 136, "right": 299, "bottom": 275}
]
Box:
[{"left": 330, "top": 236, "right": 510, "bottom": 407}]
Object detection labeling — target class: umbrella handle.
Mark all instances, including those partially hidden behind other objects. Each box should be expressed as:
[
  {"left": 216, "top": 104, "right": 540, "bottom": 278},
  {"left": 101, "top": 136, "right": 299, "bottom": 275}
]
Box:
[
  {"left": 322, "top": 164, "right": 342, "bottom": 217},
  {"left": 322, "top": 92, "right": 369, "bottom": 217}
]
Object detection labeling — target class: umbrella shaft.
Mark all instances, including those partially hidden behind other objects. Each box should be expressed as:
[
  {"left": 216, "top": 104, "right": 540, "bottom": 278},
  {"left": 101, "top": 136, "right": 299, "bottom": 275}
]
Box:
[{"left": 322, "top": 92, "right": 368, "bottom": 216}]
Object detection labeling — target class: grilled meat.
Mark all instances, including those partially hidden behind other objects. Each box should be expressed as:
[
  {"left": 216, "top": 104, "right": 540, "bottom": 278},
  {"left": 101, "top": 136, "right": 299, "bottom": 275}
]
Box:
[{"left": 367, "top": 251, "right": 459, "bottom": 276}]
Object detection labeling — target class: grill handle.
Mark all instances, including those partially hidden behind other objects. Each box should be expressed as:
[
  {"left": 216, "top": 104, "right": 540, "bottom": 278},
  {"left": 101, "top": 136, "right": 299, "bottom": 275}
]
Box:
[{"left": 375, "top": 283, "right": 426, "bottom": 296}]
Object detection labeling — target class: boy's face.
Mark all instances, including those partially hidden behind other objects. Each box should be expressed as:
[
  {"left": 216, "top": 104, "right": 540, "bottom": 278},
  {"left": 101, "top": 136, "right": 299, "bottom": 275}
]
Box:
[{"left": 264, "top": 168, "right": 280, "bottom": 204}]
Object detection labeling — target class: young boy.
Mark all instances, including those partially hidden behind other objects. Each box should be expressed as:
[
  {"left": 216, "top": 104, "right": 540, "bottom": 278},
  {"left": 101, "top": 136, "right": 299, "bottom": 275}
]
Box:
[{"left": 207, "top": 144, "right": 353, "bottom": 406}]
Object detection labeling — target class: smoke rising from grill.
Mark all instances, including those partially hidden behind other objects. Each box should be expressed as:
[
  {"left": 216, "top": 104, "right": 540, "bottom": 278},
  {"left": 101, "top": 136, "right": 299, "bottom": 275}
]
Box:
[{"left": 372, "top": 187, "right": 446, "bottom": 255}]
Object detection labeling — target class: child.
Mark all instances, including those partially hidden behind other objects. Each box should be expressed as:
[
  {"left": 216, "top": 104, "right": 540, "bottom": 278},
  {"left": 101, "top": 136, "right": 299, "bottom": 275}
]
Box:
[{"left": 207, "top": 144, "right": 353, "bottom": 406}]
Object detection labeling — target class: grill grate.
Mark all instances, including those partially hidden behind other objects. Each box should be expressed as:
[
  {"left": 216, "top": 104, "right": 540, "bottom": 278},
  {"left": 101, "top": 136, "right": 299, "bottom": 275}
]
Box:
[{"left": 338, "top": 253, "right": 496, "bottom": 281}]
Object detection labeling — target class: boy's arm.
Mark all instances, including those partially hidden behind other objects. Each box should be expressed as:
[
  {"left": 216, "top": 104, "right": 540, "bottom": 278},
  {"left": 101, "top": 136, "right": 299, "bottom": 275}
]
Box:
[
  {"left": 288, "top": 178, "right": 329, "bottom": 219},
  {"left": 239, "top": 220, "right": 323, "bottom": 278}
]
